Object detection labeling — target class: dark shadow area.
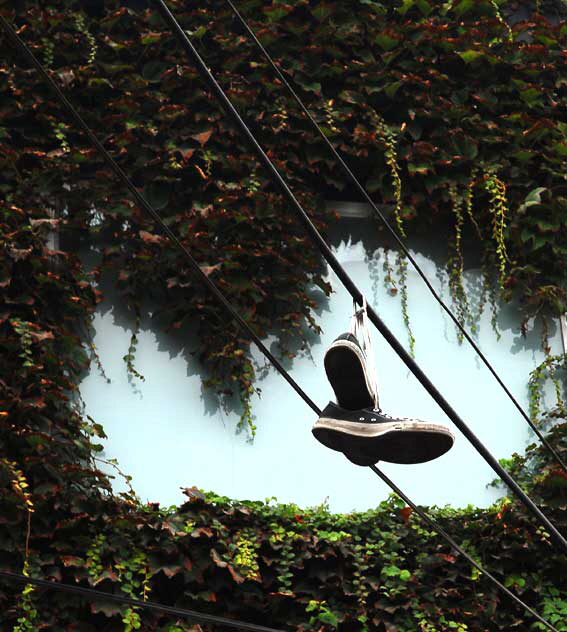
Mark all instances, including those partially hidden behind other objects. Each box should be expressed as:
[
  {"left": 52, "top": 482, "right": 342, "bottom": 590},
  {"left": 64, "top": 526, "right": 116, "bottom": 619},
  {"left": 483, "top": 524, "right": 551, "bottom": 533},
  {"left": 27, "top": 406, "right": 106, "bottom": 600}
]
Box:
[{"left": 80, "top": 243, "right": 332, "bottom": 419}]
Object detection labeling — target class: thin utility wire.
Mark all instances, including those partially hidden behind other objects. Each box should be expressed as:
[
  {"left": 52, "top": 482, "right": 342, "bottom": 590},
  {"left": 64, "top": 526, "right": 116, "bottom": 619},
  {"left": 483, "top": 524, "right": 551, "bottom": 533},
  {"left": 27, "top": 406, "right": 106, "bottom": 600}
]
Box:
[
  {"left": 224, "top": 0, "right": 567, "bottom": 477},
  {"left": 0, "top": 18, "right": 560, "bottom": 632},
  {"left": 0, "top": 14, "right": 318, "bottom": 418},
  {"left": 150, "top": 0, "right": 567, "bottom": 555},
  {"left": 0, "top": 570, "right": 289, "bottom": 632}
]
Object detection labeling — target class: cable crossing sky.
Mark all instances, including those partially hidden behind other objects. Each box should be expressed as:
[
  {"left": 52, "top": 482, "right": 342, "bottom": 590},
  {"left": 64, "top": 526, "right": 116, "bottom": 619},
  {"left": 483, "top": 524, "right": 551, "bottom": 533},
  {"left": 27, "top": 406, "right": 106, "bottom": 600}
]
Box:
[
  {"left": 0, "top": 12, "right": 561, "bottom": 632},
  {"left": 223, "top": 0, "right": 567, "bottom": 478},
  {"left": 149, "top": 0, "right": 567, "bottom": 556}
]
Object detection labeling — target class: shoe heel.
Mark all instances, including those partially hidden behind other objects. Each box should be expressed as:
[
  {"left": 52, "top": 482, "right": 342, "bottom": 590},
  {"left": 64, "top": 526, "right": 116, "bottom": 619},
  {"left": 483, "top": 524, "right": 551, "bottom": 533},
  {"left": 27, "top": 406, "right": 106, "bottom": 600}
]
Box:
[{"left": 324, "top": 346, "right": 373, "bottom": 410}]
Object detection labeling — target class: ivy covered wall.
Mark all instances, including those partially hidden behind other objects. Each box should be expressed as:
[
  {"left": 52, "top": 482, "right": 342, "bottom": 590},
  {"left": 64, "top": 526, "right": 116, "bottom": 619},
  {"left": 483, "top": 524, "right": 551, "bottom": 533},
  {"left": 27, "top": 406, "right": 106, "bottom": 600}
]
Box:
[{"left": 1, "top": 0, "right": 567, "bottom": 630}]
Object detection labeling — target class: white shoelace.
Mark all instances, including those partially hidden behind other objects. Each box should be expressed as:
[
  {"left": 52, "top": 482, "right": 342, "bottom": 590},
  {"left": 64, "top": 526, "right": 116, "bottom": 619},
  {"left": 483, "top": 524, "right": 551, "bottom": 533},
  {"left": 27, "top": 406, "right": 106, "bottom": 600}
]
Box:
[{"left": 350, "top": 297, "right": 380, "bottom": 409}]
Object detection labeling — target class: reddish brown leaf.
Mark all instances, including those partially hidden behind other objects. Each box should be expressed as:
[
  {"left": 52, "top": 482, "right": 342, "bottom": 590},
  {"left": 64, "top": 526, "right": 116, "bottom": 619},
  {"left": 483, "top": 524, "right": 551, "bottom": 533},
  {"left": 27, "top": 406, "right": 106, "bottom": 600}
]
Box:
[
  {"left": 191, "top": 129, "right": 213, "bottom": 146},
  {"left": 139, "top": 230, "right": 162, "bottom": 244},
  {"left": 200, "top": 264, "right": 220, "bottom": 277},
  {"left": 30, "top": 330, "right": 54, "bottom": 343},
  {"left": 399, "top": 506, "right": 412, "bottom": 524}
]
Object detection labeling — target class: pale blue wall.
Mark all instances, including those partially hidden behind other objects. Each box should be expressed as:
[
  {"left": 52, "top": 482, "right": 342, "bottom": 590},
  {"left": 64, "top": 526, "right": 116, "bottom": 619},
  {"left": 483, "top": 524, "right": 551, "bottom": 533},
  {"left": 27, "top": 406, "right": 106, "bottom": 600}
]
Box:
[{"left": 80, "top": 214, "right": 562, "bottom": 512}]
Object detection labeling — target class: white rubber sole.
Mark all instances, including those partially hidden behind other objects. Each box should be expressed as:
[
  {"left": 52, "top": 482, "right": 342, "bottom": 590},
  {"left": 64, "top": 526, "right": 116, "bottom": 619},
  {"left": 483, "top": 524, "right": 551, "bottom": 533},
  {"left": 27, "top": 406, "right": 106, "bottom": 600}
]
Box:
[
  {"left": 312, "top": 417, "right": 455, "bottom": 465},
  {"left": 314, "top": 417, "right": 453, "bottom": 438}
]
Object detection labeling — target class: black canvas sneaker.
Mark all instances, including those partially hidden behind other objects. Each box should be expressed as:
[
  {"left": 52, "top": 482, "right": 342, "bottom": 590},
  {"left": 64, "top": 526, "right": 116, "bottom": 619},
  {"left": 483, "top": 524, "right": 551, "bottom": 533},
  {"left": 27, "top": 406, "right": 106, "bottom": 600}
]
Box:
[
  {"left": 312, "top": 402, "right": 454, "bottom": 466},
  {"left": 324, "top": 333, "right": 379, "bottom": 410}
]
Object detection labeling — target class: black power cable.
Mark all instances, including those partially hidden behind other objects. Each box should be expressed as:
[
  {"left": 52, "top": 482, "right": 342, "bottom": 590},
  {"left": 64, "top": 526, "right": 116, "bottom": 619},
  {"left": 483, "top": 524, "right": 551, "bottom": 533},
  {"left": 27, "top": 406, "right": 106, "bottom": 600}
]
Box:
[
  {"left": 223, "top": 0, "right": 567, "bottom": 478},
  {"left": 149, "top": 0, "right": 567, "bottom": 555},
  {"left": 0, "top": 570, "right": 289, "bottom": 632},
  {"left": 0, "top": 16, "right": 560, "bottom": 632}
]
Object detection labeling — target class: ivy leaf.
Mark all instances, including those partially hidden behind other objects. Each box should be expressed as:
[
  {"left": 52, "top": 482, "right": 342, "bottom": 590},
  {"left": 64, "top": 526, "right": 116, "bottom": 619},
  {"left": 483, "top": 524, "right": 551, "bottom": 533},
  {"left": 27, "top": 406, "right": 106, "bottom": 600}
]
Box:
[
  {"left": 384, "top": 80, "right": 404, "bottom": 98},
  {"left": 140, "top": 31, "right": 163, "bottom": 45},
  {"left": 452, "top": 0, "right": 475, "bottom": 16},
  {"left": 552, "top": 142, "right": 567, "bottom": 157},
  {"left": 397, "top": 0, "right": 432, "bottom": 15},
  {"left": 520, "top": 88, "right": 542, "bottom": 107},
  {"left": 142, "top": 60, "right": 168, "bottom": 83},
  {"left": 457, "top": 50, "right": 485, "bottom": 64},
  {"left": 311, "top": 4, "right": 333, "bottom": 20},
  {"left": 318, "top": 611, "right": 339, "bottom": 627},
  {"left": 375, "top": 34, "right": 398, "bottom": 50},
  {"left": 200, "top": 264, "right": 221, "bottom": 277},
  {"left": 359, "top": 0, "right": 387, "bottom": 14},
  {"left": 532, "top": 236, "right": 548, "bottom": 250},
  {"left": 191, "top": 130, "right": 213, "bottom": 146},
  {"left": 525, "top": 188, "right": 547, "bottom": 204},
  {"left": 397, "top": 0, "right": 416, "bottom": 14},
  {"left": 139, "top": 230, "right": 163, "bottom": 244},
  {"left": 264, "top": 7, "right": 291, "bottom": 21}
]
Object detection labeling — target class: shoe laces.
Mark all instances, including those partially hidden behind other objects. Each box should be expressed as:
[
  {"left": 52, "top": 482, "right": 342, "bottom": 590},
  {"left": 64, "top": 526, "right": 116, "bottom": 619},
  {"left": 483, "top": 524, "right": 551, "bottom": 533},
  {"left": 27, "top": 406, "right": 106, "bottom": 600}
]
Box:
[
  {"left": 351, "top": 297, "right": 380, "bottom": 409},
  {"left": 372, "top": 408, "right": 415, "bottom": 423}
]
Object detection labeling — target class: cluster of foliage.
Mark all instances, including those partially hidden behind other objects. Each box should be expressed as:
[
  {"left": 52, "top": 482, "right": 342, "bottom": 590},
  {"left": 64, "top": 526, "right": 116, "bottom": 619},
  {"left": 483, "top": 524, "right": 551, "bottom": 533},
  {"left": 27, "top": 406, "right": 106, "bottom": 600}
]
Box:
[
  {"left": 1, "top": 0, "right": 567, "bottom": 630},
  {"left": 2, "top": 0, "right": 567, "bottom": 426}
]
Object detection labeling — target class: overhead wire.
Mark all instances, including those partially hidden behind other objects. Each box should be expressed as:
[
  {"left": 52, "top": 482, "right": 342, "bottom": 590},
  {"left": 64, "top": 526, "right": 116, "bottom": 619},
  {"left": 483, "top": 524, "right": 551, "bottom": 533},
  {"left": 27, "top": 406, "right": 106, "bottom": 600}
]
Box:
[
  {"left": 0, "top": 570, "right": 289, "bottom": 632},
  {"left": 223, "top": 0, "right": 567, "bottom": 477},
  {"left": 149, "top": 0, "right": 567, "bottom": 555},
  {"left": 0, "top": 14, "right": 560, "bottom": 632}
]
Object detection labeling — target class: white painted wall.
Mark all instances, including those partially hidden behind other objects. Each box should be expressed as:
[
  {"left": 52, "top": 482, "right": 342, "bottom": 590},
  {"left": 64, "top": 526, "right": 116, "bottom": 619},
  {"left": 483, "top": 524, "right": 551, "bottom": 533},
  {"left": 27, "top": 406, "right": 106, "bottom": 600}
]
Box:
[{"left": 80, "top": 215, "right": 561, "bottom": 512}]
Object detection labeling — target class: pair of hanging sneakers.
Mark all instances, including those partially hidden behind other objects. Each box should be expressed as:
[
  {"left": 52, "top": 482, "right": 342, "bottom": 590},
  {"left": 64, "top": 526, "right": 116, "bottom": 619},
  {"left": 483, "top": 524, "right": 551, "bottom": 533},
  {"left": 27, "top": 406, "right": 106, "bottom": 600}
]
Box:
[{"left": 312, "top": 333, "right": 455, "bottom": 466}]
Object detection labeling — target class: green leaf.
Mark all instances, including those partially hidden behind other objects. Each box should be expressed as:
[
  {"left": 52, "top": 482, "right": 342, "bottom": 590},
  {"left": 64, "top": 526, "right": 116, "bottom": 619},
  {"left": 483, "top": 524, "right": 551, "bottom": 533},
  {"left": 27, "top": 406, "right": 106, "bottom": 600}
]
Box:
[
  {"left": 397, "top": 0, "right": 415, "bottom": 14},
  {"left": 520, "top": 228, "right": 533, "bottom": 243},
  {"left": 525, "top": 187, "right": 547, "bottom": 204},
  {"left": 385, "top": 80, "right": 403, "bottom": 98},
  {"left": 375, "top": 34, "right": 398, "bottom": 51},
  {"left": 511, "top": 150, "right": 534, "bottom": 162},
  {"left": 142, "top": 61, "right": 168, "bottom": 83},
  {"left": 318, "top": 611, "right": 338, "bottom": 627},
  {"left": 457, "top": 50, "right": 485, "bottom": 64},
  {"left": 264, "top": 7, "right": 290, "bottom": 22},
  {"left": 552, "top": 142, "right": 567, "bottom": 157},
  {"left": 453, "top": 0, "right": 474, "bottom": 16},
  {"left": 312, "top": 5, "right": 333, "bottom": 20},
  {"left": 520, "top": 88, "right": 541, "bottom": 106},
  {"left": 359, "top": 0, "right": 387, "bottom": 12},
  {"left": 298, "top": 81, "right": 322, "bottom": 94},
  {"left": 532, "top": 236, "right": 548, "bottom": 250},
  {"left": 141, "top": 32, "right": 162, "bottom": 45}
]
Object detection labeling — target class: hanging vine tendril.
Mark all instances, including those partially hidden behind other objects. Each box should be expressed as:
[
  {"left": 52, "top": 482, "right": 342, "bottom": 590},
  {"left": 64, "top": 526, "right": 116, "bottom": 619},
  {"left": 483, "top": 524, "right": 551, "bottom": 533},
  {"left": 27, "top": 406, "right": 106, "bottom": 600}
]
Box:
[
  {"left": 396, "top": 251, "right": 415, "bottom": 356},
  {"left": 528, "top": 353, "right": 567, "bottom": 423},
  {"left": 0, "top": 459, "right": 37, "bottom": 631},
  {"left": 373, "top": 111, "right": 404, "bottom": 238},
  {"left": 123, "top": 307, "right": 145, "bottom": 382},
  {"left": 74, "top": 12, "right": 97, "bottom": 64},
  {"left": 488, "top": 0, "right": 513, "bottom": 43},
  {"left": 447, "top": 183, "right": 469, "bottom": 343},
  {"left": 371, "top": 110, "right": 414, "bottom": 353},
  {"left": 464, "top": 168, "right": 482, "bottom": 240},
  {"left": 484, "top": 167, "right": 510, "bottom": 290}
]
